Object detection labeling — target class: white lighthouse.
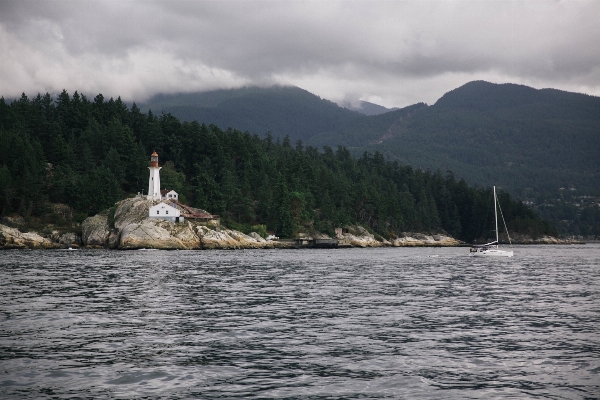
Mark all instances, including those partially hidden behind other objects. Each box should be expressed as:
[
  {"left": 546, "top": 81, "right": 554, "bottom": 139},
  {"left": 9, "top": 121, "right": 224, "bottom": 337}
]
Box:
[{"left": 147, "top": 151, "right": 162, "bottom": 200}]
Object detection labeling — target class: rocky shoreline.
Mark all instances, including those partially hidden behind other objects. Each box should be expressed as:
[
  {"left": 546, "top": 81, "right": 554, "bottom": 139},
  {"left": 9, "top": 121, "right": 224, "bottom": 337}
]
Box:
[{"left": 0, "top": 197, "right": 584, "bottom": 250}]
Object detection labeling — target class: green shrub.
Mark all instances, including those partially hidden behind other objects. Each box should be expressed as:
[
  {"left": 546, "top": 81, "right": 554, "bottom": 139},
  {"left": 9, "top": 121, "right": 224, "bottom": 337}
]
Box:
[{"left": 251, "top": 224, "right": 268, "bottom": 238}]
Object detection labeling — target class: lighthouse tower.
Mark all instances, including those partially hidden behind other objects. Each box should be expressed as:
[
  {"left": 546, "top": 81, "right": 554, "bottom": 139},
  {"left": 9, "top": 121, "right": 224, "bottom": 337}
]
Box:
[{"left": 147, "top": 151, "right": 162, "bottom": 200}]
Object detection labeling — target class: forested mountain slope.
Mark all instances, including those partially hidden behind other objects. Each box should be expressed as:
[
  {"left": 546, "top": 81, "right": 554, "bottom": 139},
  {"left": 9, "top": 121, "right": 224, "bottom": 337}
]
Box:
[
  {"left": 0, "top": 90, "right": 555, "bottom": 242},
  {"left": 138, "top": 86, "right": 361, "bottom": 144},
  {"left": 314, "top": 81, "right": 600, "bottom": 199}
]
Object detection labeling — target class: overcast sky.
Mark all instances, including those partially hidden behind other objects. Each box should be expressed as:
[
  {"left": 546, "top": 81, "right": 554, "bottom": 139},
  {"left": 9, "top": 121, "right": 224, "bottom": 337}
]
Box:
[{"left": 1, "top": 0, "right": 599, "bottom": 108}]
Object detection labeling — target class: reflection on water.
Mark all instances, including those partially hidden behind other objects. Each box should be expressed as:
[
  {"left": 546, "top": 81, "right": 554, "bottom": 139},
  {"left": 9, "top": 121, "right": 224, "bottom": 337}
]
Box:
[{"left": 1, "top": 245, "right": 599, "bottom": 398}]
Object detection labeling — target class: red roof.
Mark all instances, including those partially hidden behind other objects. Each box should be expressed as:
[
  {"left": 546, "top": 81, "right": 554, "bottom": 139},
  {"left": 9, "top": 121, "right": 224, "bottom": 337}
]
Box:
[
  {"left": 151, "top": 151, "right": 158, "bottom": 157},
  {"left": 181, "top": 213, "right": 215, "bottom": 219}
]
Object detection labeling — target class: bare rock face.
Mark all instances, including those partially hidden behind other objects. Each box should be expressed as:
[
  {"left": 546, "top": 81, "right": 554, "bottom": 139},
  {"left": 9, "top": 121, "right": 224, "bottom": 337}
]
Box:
[
  {"left": 334, "top": 226, "right": 462, "bottom": 247},
  {"left": 81, "top": 197, "right": 280, "bottom": 250},
  {"left": 113, "top": 197, "right": 204, "bottom": 249},
  {"left": 432, "top": 234, "right": 462, "bottom": 246},
  {"left": 0, "top": 224, "right": 62, "bottom": 249},
  {"left": 533, "top": 236, "right": 561, "bottom": 244},
  {"left": 227, "top": 230, "right": 274, "bottom": 249},
  {"left": 48, "top": 230, "right": 81, "bottom": 247},
  {"left": 58, "top": 232, "right": 82, "bottom": 247},
  {"left": 170, "top": 222, "right": 202, "bottom": 249},
  {"left": 195, "top": 227, "right": 274, "bottom": 249},
  {"left": 337, "top": 226, "right": 384, "bottom": 247},
  {"left": 119, "top": 220, "right": 190, "bottom": 249},
  {"left": 197, "top": 226, "right": 243, "bottom": 249},
  {"left": 81, "top": 214, "right": 110, "bottom": 247},
  {"left": 249, "top": 232, "right": 267, "bottom": 242},
  {"left": 113, "top": 197, "right": 153, "bottom": 231},
  {"left": 391, "top": 233, "right": 461, "bottom": 247}
]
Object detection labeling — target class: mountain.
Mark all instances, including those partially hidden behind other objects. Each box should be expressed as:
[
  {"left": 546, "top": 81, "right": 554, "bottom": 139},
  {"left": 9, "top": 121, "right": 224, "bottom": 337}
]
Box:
[
  {"left": 312, "top": 81, "right": 600, "bottom": 199},
  {"left": 339, "top": 100, "right": 398, "bottom": 116},
  {"left": 132, "top": 81, "right": 599, "bottom": 235},
  {"left": 309, "top": 103, "right": 428, "bottom": 148},
  {"left": 137, "top": 86, "right": 361, "bottom": 143}
]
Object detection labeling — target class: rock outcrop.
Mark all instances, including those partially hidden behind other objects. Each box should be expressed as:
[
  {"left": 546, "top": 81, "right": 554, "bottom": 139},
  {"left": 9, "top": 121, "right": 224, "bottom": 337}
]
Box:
[
  {"left": 81, "top": 214, "right": 111, "bottom": 247},
  {"left": 119, "top": 220, "right": 201, "bottom": 250},
  {"left": 335, "top": 226, "right": 463, "bottom": 247},
  {"left": 0, "top": 224, "right": 62, "bottom": 249},
  {"left": 504, "top": 234, "right": 582, "bottom": 245},
  {"left": 196, "top": 226, "right": 277, "bottom": 249},
  {"left": 50, "top": 231, "right": 82, "bottom": 247},
  {"left": 337, "top": 226, "right": 385, "bottom": 247},
  {"left": 78, "top": 197, "right": 278, "bottom": 250},
  {"left": 390, "top": 233, "right": 462, "bottom": 247}
]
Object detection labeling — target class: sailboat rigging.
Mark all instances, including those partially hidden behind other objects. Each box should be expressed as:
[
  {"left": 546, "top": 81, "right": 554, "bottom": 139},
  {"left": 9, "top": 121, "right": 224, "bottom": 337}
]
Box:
[{"left": 470, "top": 186, "right": 514, "bottom": 257}]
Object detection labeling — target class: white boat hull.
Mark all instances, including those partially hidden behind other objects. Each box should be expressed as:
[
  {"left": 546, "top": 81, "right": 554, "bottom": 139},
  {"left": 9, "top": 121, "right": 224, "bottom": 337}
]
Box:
[{"left": 470, "top": 249, "right": 513, "bottom": 257}]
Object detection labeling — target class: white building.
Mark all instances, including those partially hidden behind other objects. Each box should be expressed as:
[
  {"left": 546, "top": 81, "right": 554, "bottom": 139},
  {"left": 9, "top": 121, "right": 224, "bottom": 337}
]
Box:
[
  {"left": 145, "top": 151, "right": 184, "bottom": 222},
  {"left": 147, "top": 151, "right": 162, "bottom": 200},
  {"left": 161, "top": 190, "right": 179, "bottom": 201},
  {"left": 149, "top": 202, "right": 183, "bottom": 223}
]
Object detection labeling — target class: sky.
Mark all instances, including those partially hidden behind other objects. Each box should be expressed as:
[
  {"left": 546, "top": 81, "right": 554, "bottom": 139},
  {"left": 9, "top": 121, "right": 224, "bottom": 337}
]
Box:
[{"left": 1, "top": 0, "right": 599, "bottom": 108}]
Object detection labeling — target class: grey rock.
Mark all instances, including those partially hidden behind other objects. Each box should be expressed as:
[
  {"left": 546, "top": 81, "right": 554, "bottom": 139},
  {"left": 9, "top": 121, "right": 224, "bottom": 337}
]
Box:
[
  {"left": 249, "top": 232, "right": 266, "bottom": 242},
  {"left": 81, "top": 214, "right": 110, "bottom": 247},
  {"left": 58, "top": 232, "right": 81, "bottom": 246},
  {"left": 0, "top": 224, "right": 61, "bottom": 249}
]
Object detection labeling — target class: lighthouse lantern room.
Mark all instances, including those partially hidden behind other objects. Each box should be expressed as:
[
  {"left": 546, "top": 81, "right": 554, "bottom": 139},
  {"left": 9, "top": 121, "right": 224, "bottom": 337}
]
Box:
[{"left": 147, "top": 151, "right": 162, "bottom": 200}]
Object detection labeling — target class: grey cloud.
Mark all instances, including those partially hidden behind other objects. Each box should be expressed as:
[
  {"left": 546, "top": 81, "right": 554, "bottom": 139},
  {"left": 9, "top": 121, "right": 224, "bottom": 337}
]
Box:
[{"left": 1, "top": 0, "right": 599, "bottom": 107}]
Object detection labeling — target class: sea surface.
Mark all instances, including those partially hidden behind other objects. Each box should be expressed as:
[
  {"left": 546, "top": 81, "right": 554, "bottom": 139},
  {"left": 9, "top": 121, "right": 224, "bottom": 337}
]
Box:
[{"left": 1, "top": 245, "right": 599, "bottom": 399}]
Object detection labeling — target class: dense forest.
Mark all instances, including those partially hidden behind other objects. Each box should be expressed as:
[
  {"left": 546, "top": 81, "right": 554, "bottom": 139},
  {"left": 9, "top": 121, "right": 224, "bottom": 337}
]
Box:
[{"left": 0, "top": 90, "right": 556, "bottom": 242}]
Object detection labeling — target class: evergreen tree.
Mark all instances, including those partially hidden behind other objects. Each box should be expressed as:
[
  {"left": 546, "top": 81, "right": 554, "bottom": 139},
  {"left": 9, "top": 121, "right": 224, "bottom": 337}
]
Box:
[{"left": 0, "top": 89, "right": 558, "bottom": 240}]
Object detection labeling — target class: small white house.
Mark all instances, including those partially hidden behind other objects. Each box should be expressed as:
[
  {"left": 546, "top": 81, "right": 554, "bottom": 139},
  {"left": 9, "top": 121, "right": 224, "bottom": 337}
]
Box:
[
  {"left": 161, "top": 190, "right": 179, "bottom": 201},
  {"left": 149, "top": 202, "right": 183, "bottom": 223}
]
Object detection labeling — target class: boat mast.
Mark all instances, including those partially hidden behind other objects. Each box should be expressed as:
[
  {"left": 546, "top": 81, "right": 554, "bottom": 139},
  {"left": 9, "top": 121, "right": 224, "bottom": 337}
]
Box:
[{"left": 493, "top": 186, "right": 499, "bottom": 247}]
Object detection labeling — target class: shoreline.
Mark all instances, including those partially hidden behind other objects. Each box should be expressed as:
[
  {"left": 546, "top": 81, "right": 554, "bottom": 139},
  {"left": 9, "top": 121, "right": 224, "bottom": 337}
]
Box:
[
  {"left": 0, "top": 221, "right": 585, "bottom": 251},
  {"left": 0, "top": 198, "right": 586, "bottom": 251}
]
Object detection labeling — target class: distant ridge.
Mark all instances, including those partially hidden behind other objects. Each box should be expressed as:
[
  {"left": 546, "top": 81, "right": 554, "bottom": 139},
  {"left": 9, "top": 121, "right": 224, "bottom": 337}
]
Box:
[
  {"left": 316, "top": 80, "right": 600, "bottom": 197},
  {"left": 137, "top": 85, "right": 361, "bottom": 143},
  {"left": 434, "top": 80, "right": 600, "bottom": 119}
]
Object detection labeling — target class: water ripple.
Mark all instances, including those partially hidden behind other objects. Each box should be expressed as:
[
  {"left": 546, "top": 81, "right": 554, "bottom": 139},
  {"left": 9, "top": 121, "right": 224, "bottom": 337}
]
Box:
[{"left": 1, "top": 245, "right": 599, "bottom": 398}]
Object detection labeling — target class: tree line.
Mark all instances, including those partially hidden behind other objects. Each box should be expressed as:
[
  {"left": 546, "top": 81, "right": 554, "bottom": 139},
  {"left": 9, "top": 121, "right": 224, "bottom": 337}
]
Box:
[{"left": 0, "top": 90, "right": 556, "bottom": 241}]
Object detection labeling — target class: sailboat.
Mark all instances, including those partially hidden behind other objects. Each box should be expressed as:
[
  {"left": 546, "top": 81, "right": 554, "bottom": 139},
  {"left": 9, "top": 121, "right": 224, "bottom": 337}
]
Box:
[{"left": 470, "top": 186, "right": 514, "bottom": 257}]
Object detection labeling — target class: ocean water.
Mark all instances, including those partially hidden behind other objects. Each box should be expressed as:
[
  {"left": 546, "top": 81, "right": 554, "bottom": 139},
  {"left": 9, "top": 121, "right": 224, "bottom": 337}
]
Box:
[{"left": 0, "top": 245, "right": 599, "bottom": 399}]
